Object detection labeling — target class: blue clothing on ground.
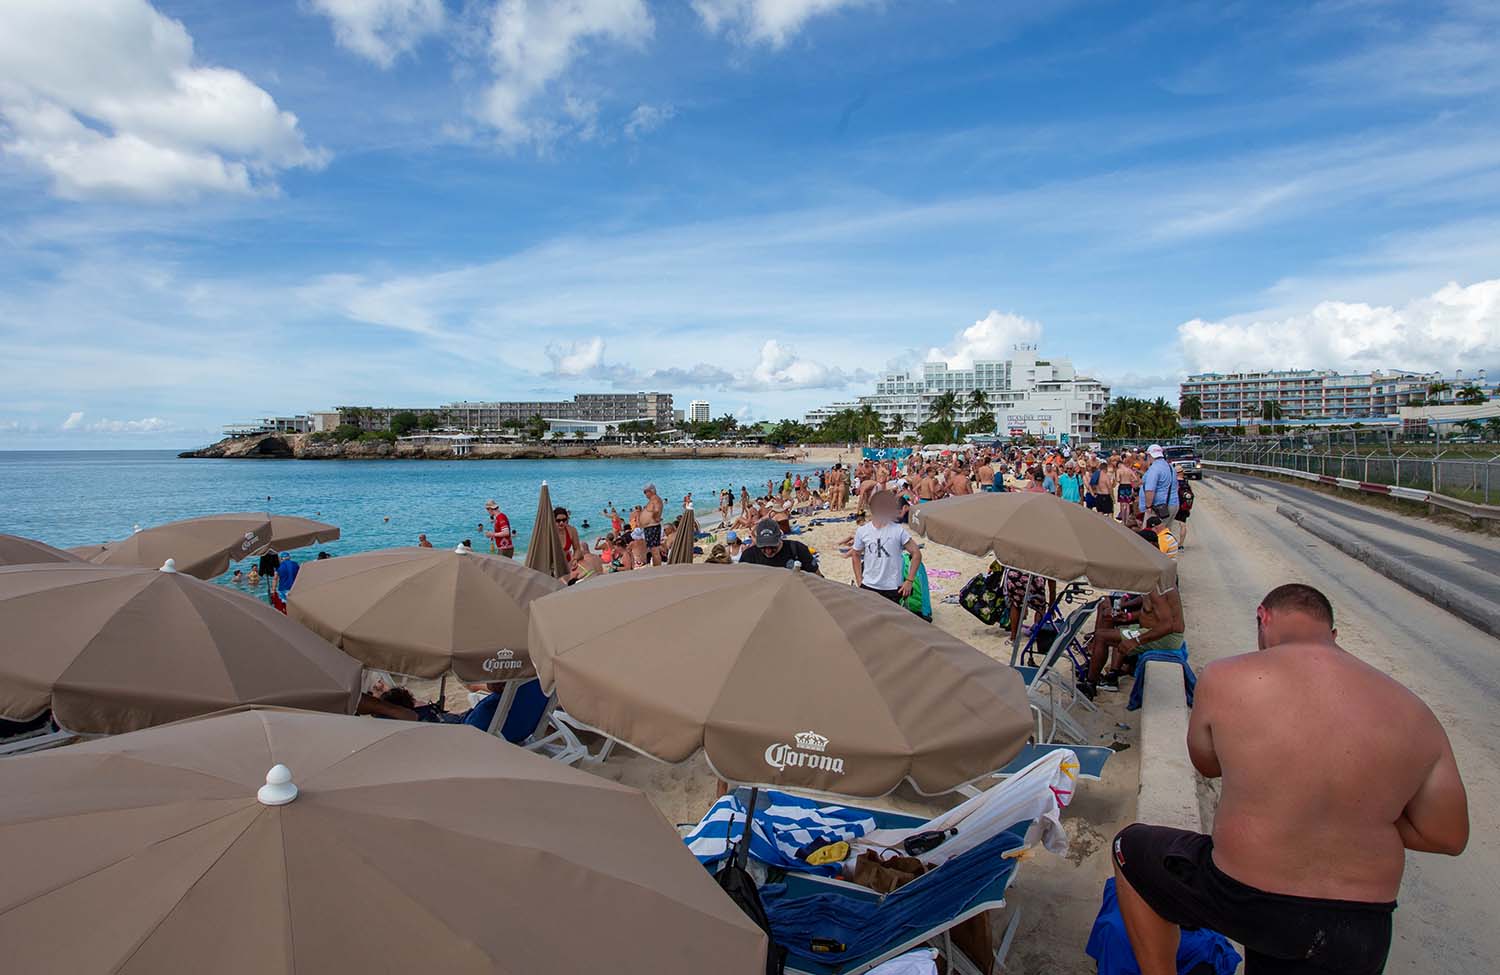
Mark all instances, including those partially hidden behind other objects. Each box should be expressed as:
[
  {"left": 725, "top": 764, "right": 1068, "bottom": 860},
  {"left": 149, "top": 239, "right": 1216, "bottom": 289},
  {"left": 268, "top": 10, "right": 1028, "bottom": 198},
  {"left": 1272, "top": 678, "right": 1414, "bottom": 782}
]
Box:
[
  {"left": 1086, "top": 878, "right": 1242, "bottom": 975},
  {"left": 1127, "top": 647, "right": 1197, "bottom": 711},
  {"left": 1140, "top": 459, "right": 1179, "bottom": 512},
  {"left": 274, "top": 558, "right": 299, "bottom": 593},
  {"left": 1060, "top": 474, "right": 1083, "bottom": 503}
]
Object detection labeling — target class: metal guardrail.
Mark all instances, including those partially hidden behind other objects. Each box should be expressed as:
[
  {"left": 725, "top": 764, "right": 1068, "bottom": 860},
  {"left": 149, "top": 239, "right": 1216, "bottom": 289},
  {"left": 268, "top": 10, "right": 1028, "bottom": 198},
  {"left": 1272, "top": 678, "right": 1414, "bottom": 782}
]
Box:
[
  {"left": 1203, "top": 460, "right": 1500, "bottom": 523},
  {"left": 1200, "top": 443, "right": 1500, "bottom": 506}
]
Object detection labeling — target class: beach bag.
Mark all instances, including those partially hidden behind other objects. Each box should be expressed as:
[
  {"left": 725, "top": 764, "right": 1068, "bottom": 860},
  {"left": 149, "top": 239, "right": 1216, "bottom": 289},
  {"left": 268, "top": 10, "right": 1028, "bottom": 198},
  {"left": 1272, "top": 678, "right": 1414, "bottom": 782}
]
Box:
[
  {"left": 900, "top": 553, "right": 932, "bottom": 622},
  {"left": 717, "top": 862, "right": 787, "bottom": 975},
  {"left": 1178, "top": 479, "right": 1195, "bottom": 515},
  {"left": 959, "top": 572, "right": 1009, "bottom": 628}
]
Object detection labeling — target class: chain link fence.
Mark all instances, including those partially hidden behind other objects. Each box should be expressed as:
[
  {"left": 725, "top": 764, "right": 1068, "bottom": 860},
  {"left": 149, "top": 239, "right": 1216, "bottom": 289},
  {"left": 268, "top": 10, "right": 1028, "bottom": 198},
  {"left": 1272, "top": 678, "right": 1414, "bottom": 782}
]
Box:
[{"left": 1199, "top": 440, "right": 1500, "bottom": 505}]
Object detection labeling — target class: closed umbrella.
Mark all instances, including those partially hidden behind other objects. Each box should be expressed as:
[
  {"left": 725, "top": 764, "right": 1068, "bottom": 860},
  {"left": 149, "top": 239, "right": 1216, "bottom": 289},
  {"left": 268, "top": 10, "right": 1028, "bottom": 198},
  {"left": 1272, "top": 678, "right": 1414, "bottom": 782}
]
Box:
[
  {"left": 529, "top": 564, "right": 1032, "bottom": 798},
  {"left": 911, "top": 492, "right": 1176, "bottom": 594},
  {"left": 0, "top": 563, "right": 361, "bottom": 735},
  {"left": 0, "top": 707, "right": 767, "bottom": 975},
  {"left": 525, "top": 480, "right": 570, "bottom": 579},
  {"left": 89, "top": 512, "right": 273, "bottom": 579},
  {"left": 287, "top": 545, "right": 565, "bottom": 681},
  {"left": 0, "top": 534, "right": 85, "bottom": 566},
  {"left": 666, "top": 507, "right": 699, "bottom": 565}
]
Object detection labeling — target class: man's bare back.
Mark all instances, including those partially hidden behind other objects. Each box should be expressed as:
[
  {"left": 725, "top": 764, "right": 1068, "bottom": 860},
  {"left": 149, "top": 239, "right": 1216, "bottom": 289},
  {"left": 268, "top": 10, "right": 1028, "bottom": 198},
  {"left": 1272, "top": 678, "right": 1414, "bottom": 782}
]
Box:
[{"left": 1194, "top": 641, "right": 1461, "bottom": 902}]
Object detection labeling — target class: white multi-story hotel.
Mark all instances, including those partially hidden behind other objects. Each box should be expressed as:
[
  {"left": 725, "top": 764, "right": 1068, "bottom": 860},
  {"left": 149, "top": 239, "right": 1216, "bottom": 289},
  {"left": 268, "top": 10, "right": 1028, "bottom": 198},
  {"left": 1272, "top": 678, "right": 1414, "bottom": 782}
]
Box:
[
  {"left": 811, "top": 346, "right": 1110, "bottom": 441},
  {"left": 688, "top": 400, "right": 711, "bottom": 423},
  {"left": 1179, "top": 369, "right": 1456, "bottom": 423},
  {"left": 802, "top": 401, "right": 862, "bottom": 428}
]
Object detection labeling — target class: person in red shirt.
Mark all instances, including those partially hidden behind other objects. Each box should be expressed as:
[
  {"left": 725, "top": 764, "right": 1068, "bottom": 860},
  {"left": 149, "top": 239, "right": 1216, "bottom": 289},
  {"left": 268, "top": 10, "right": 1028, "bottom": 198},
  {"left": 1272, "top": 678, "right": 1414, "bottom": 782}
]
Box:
[{"left": 484, "top": 499, "right": 514, "bottom": 557}]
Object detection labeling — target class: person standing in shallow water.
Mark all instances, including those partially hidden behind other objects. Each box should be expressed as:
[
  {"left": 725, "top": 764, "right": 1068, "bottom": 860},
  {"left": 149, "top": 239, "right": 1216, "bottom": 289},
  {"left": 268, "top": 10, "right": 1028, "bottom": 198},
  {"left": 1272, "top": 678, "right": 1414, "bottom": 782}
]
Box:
[{"left": 1113, "top": 583, "right": 1468, "bottom": 975}]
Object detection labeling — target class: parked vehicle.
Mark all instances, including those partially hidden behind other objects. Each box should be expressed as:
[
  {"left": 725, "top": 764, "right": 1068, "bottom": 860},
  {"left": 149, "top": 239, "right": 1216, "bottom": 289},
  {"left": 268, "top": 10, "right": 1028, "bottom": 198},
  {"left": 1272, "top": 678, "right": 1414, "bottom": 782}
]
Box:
[{"left": 1163, "top": 444, "right": 1204, "bottom": 480}]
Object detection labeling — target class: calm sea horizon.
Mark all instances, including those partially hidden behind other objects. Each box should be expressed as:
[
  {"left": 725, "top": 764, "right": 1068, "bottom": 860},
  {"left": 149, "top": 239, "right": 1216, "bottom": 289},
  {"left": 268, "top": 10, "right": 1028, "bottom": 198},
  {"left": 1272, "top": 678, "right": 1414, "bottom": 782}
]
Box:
[{"left": 1, "top": 450, "right": 821, "bottom": 578}]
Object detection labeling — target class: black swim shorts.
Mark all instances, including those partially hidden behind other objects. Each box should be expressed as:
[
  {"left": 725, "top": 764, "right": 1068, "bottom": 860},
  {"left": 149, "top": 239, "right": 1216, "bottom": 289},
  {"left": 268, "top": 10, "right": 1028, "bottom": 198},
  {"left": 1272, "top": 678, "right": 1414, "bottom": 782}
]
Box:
[
  {"left": 1113, "top": 824, "right": 1394, "bottom": 975},
  {"left": 642, "top": 524, "right": 662, "bottom": 548}
]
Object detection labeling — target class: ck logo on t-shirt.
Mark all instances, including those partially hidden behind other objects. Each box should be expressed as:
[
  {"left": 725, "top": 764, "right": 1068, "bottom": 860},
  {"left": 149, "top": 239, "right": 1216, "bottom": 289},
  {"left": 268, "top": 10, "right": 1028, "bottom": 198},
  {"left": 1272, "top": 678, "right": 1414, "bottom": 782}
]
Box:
[{"left": 873, "top": 538, "right": 890, "bottom": 558}]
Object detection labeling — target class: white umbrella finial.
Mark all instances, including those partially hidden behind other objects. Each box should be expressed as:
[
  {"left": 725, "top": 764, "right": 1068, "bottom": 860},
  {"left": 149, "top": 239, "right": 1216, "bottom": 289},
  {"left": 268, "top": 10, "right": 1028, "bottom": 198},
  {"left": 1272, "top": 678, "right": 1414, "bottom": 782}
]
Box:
[
  {"left": 132, "top": 524, "right": 142, "bottom": 533},
  {"left": 257, "top": 764, "right": 298, "bottom": 806},
  {"left": 158, "top": 559, "right": 178, "bottom": 573},
  {"left": 453, "top": 543, "right": 469, "bottom": 554}
]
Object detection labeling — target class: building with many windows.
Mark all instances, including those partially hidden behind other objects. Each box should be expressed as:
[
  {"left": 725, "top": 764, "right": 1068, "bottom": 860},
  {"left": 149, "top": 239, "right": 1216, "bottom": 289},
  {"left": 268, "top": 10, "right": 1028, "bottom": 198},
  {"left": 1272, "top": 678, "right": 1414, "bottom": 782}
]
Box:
[
  {"left": 810, "top": 346, "right": 1109, "bottom": 441},
  {"left": 336, "top": 392, "right": 676, "bottom": 433},
  {"left": 802, "top": 401, "right": 861, "bottom": 428},
  {"left": 1178, "top": 369, "right": 1461, "bottom": 424},
  {"left": 688, "top": 400, "right": 711, "bottom": 423}
]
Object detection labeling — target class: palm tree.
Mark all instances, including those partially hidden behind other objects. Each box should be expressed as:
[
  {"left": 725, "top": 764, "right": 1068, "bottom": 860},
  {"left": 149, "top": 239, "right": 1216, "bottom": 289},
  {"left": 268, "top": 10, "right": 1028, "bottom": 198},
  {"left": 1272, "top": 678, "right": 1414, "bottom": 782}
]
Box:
[
  {"left": 716, "top": 413, "right": 739, "bottom": 432},
  {"left": 929, "top": 392, "right": 960, "bottom": 433},
  {"left": 967, "top": 389, "right": 990, "bottom": 422},
  {"left": 856, "top": 404, "right": 883, "bottom": 441},
  {"left": 1428, "top": 381, "right": 1452, "bottom": 403},
  {"left": 1260, "top": 400, "right": 1285, "bottom": 423},
  {"left": 1457, "top": 384, "right": 1487, "bottom": 405},
  {"left": 887, "top": 415, "right": 906, "bottom": 439},
  {"left": 1179, "top": 394, "right": 1202, "bottom": 425},
  {"left": 1485, "top": 416, "right": 1500, "bottom": 441}
]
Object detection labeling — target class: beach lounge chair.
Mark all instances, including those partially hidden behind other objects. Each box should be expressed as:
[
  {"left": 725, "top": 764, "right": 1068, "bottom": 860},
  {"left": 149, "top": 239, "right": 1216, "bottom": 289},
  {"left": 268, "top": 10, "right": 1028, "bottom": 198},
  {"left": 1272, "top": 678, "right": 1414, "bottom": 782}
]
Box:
[
  {"left": 472, "top": 678, "right": 609, "bottom": 767},
  {"left": 0, "top": 713, "right": 76, "bottom": 757},
  {"left": 687, "top": 749, "right": 1079, "bottom": 975},
  {"left": 1012, "top": 599, "right": 1099, "bottom": 744}
]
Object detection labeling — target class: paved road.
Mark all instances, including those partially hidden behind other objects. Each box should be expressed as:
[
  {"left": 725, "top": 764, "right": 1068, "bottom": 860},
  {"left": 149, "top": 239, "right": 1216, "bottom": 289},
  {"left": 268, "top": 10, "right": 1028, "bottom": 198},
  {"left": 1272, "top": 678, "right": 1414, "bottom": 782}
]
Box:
[
  {"left": 1181, "top": 480, "right": 1498, "bottom": 974},
  {"left": 1212, "top": 470, "right": 1500, "bottom": 615}
]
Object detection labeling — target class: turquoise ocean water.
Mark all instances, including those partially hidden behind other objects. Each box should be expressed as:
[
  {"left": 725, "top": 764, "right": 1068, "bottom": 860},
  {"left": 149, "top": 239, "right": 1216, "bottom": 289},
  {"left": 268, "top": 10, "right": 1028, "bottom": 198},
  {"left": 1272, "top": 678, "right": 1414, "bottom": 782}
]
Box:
[{"left": 1, "top": 451, "right": 819, "bottom": 581}]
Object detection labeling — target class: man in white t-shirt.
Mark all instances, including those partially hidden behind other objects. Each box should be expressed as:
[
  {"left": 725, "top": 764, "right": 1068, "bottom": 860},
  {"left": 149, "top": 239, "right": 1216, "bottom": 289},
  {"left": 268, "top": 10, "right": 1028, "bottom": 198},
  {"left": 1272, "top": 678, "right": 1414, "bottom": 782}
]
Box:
[{"left": 852, "top": 490, "right": 923, "bottom": 604}]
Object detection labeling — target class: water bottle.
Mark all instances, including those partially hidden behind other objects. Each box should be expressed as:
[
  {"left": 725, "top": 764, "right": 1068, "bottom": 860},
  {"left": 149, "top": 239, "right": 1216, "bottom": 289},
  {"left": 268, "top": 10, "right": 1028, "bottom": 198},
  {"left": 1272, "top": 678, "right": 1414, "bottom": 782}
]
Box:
[{"left": 789, "top": 559, "right": 803, "bottom": 572}]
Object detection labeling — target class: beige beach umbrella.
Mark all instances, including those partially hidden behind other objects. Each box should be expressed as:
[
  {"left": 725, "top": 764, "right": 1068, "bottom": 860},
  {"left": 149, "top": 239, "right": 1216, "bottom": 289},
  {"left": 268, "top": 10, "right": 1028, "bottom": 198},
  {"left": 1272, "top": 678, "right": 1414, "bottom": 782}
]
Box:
[
  {"left": 65, "top": 543, "right": 112, "bottom": 560},
  {"left": 0, "top": 563, "right": 361, "bottom": 735},
  {"left": 529, "top": 564, "right": 1032, "bottom": 798},
  {"left": 911, "top": 491, "right": 1176, "bottom": 594},
  {"left": 0, "top": 707, "right": 768, "bottom": 975},
  {"left": 525, "top": 480, "right": 571, "bottom": 579},
  {"left": 666, "top": 507, "right": 699, "bottom": 565},
  {"left": 287, "top": 545, "right": 565, "bottom": 681},
  {"left": 265, "top": 513, "right": 340, "bottom": 551},
  {"left": 88, "top": 512, "right": 273, "bottom": 579},
  {"left": 0, "top": 534, "right": 86, "bottom": 566}
]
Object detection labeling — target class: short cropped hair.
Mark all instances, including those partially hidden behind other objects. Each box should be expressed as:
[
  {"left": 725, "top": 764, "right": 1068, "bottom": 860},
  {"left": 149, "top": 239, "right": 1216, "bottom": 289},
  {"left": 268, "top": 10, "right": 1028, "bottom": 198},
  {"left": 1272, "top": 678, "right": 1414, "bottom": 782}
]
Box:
[{"left": 1260, "top": 584, "right": 1334, "bottom": 627}]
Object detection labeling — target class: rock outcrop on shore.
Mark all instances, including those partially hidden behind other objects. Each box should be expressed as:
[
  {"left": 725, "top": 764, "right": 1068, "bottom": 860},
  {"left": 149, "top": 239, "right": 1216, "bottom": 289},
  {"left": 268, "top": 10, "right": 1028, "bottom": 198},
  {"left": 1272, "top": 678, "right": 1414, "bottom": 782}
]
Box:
[{"left": 180, "top": 433, "right": 791, "bottom": 461}]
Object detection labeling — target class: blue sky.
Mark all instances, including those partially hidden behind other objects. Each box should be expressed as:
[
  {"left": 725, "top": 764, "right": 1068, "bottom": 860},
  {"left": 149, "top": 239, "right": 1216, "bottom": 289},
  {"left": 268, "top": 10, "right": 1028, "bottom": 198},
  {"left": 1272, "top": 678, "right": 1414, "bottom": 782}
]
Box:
[{"left": 2, "top": 0, "right": 1498, "bottom": 448}]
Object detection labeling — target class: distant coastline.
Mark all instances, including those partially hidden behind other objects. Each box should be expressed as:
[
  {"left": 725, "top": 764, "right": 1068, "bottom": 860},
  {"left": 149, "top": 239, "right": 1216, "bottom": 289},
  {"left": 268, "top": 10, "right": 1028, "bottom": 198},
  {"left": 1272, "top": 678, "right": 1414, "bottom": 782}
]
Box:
[{"left": 179, "top": 432, "right": 813, "bottom": 463}]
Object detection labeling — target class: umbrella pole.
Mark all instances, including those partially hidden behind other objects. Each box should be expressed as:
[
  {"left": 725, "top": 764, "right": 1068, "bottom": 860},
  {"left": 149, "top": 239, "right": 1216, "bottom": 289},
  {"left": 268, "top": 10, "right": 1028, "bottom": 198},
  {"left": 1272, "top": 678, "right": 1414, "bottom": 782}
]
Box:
[
  {"left": 1010, "top": 576, "right": 1033, "bottom": 666},
  {"left": 735, "top": 786, "right": 759, "bottom": 871},
  {"left": 437, "top": 674, "right": 447, "bottom": 711}
]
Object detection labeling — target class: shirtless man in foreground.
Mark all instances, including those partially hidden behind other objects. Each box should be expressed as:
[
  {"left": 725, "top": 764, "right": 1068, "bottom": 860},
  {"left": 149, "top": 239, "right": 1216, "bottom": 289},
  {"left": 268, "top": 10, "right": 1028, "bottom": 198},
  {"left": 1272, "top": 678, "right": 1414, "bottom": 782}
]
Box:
[
  {"left": 1114, "top": 583, "right": 1468, "bottom": 975},
  {"left": 639, "top": 483, "right": 665, "bottom": 566}
]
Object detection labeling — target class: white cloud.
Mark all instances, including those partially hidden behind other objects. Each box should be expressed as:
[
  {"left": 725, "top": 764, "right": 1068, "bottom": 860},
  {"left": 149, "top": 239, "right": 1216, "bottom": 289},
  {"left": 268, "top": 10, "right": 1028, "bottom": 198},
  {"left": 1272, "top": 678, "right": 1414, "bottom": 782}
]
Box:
[
  {"left": 0, "top": 0, "right": 326, "bottom": 201},
  {"left": 546, "top": 336, "right": 606, "bottom": 374},
  {"left": 741, "top": 338, "right": 848, "bottom": 390},
  {"left": 925, "top": 310, "right": 1044, "bottom": 370},
  {"left": 1177, "top": 278, "right": 1500, "bottom": 375},
  {"left": 310, "top": 0, "right": 446, "bottom": 68},
  {"left": 479, "top": 0, "right": 652, "bottom": 146},
  {"left": 624, "top": 102, "right": 674, "bottom": 139},
  {"left": 693, "top": 0, "right": 873, "bottom": 47},
  {"left": 57, "top": 411, "right": 176, "bottom": 434}
]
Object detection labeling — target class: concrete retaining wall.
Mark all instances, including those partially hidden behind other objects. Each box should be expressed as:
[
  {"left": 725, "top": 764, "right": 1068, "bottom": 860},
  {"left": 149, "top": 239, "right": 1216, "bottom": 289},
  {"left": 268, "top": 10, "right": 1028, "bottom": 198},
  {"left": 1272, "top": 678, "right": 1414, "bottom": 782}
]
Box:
[{"left": 1136, "top": 659, "right": 1203, "bottom": 832}]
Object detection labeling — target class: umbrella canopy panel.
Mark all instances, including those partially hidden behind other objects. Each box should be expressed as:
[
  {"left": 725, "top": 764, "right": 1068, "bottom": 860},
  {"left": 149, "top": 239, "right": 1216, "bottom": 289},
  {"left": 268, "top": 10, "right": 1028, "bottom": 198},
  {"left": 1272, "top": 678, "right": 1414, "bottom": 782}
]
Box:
[
  {"left": 0, "top": 534, "right": 86, "bottom": 567},
  {"left": 287, "top": 546, "right": 565, "bottom": 681},
  {"left": 0, "top": 564, "right": 361, "bottom": 734},
  {"left": 264, "top": 514, "right": 340, "bottom": 552},
  {"left": 530, "top": 564, "right": 1033, "bottom": 797},
  {"left": 0, "top": 708, "right": 767, "bottom": 975},
  {"left": 913, "top": 492, "right": 1176, "bottom": 593},
  {"left": 88, "top": 513, "right": 273, "bottom": 579}
]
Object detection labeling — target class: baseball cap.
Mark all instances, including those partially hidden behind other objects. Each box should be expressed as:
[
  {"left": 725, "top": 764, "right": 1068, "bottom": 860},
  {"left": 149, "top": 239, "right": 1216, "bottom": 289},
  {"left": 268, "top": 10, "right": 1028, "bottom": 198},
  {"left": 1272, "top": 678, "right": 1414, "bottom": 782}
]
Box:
[
  {"left": 726, "top": 530, "right": 740, "bottom": 543},
  {"left": 752, "top": 518, "right": 783, "bottom": 548},
  {"left": 1147, "top": 444, "right": 1164, "bottom": 458},
  {"left": 484, "top": 499, "right": 499, "bottom": 510}
]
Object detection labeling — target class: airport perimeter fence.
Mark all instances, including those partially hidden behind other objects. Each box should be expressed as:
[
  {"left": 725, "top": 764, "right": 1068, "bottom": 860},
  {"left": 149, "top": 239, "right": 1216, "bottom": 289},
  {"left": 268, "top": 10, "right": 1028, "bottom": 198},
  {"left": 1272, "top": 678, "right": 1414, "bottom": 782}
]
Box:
[{"left": 1199, "top": 441, "right": 1500, "bottom": 506}]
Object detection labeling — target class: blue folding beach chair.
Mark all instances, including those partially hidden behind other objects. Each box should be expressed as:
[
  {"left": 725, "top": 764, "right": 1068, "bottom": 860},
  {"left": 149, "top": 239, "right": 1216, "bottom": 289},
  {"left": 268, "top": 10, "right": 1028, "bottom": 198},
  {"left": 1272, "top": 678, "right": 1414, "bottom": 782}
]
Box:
[
  {"left": 1012, "top": 598, "right": 1099, "bottom": 744},
  {"left": 687, "top": 750, "right": 1082, "bottom": 975}
]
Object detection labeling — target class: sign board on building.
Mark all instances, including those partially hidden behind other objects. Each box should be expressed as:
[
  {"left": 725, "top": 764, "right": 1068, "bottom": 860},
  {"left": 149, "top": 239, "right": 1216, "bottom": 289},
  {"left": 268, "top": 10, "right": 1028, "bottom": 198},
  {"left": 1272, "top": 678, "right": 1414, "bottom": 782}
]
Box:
[{"left": 1002, "top": 411, "right": 1064, "bottom": 439}]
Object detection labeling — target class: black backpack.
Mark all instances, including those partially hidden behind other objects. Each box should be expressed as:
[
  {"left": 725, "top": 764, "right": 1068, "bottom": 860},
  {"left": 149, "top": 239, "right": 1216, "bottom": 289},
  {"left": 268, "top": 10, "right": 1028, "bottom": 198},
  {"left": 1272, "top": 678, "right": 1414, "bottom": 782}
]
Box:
[{"left": 716, "top": 862, "right": 787, "bottom": 975}]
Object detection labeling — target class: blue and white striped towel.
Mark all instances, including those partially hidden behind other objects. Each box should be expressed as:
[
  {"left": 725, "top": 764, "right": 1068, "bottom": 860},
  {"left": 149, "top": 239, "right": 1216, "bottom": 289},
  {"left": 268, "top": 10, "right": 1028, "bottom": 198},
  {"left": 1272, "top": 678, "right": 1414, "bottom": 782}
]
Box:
[{"left": 683, "top": 791, "right": 877, "bottom": 875}]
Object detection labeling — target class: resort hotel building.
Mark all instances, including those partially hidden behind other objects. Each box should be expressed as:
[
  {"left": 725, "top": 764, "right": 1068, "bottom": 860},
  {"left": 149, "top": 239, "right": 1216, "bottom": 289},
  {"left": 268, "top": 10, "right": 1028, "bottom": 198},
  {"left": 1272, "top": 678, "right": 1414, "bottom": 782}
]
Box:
[
  {"left": 807, "top": 345, "right": 1110, "bottom": 442},
  {"left": 688, "top": 400, "right": 712, "bottom": 423},
  {"left": 1178, "top": 369, "right": 1493, "bottom": 425}
]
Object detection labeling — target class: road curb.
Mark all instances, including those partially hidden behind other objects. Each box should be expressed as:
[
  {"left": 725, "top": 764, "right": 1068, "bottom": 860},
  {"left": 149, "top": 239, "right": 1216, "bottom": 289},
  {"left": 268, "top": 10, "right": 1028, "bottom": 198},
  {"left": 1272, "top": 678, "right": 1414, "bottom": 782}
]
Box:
[
  {"left": 1275, "top": 504, "right": 1500, "bottom": 640},
  {"left": 1217, "top": 476, "right": 1264, "bottom": 503},
  {"left": 1137, "top": 660, "right": 1202, "bottom": 833}
]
